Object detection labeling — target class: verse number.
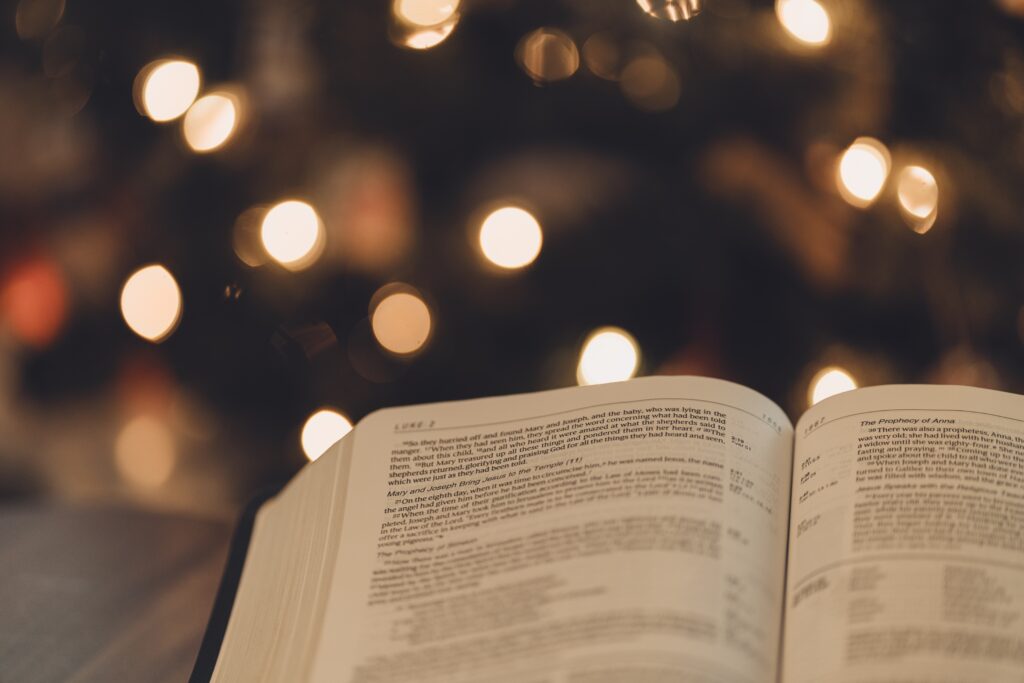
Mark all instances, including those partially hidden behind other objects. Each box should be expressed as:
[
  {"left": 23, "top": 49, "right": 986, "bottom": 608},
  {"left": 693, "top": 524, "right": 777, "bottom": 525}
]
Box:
[{"left": 729, "top": 468, "right": 753, "bottom": 494}]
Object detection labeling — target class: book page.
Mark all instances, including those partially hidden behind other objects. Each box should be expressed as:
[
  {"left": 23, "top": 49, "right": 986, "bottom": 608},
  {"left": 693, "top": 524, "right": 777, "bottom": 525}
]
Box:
[
  {"left": 309, "top": 376, "right": 793, "bottom": 683},
  {"left": 783, "top": 385, "right": 1024, "bottom": 683},
  {"left": 211, "top": 431, "right": 356, "bottom": 683}
]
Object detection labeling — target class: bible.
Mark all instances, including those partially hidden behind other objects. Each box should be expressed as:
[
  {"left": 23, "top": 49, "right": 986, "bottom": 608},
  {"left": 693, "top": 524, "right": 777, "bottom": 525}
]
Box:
[{"left": 191, "top": 376, "right": 1024, "bottom": 682}]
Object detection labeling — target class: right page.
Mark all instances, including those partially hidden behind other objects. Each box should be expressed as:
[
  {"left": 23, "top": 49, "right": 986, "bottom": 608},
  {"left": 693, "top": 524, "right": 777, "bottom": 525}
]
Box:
[{"left": 782, "top": 385, "right": 1024, "bottom": 683}]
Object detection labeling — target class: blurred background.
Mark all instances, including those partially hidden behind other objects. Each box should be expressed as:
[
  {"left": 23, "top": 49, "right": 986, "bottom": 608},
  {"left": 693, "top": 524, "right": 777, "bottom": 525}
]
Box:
[{"left": 1, "top": 0, "right": 1023, "bottom": 518}]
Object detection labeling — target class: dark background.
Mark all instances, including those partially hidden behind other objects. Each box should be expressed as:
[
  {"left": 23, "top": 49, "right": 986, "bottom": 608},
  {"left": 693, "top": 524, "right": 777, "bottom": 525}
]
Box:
[{"left": 1, "top": 0, "right": 1023, "bottom": 516}]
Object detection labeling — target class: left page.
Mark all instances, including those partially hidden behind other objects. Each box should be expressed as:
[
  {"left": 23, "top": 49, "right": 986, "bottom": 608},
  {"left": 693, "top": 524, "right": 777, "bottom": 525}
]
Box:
[
  {"left": 308, "top": 376, "right": 794, "bottom": 683},
  {"left": 210, "top": 431, "right": 355, "bottom": 682}
]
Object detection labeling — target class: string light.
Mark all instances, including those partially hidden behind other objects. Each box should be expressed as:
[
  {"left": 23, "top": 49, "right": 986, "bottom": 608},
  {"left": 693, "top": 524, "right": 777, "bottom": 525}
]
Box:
[
  {"left": 136, "top": 59, "right": 201, "bottom": 122},
  {"left": 577, "top": 327, "right": 641, "bottom": 385},
  {"left": 233, "top": 206, "right": 269, "bottom": 267},
  {"left": 115, "top": 415, "right": 176, "bottom": 488},
  {"left": 478, "top": 206, "right": 543, "bottom": 270},
  {"left": 0, "top": 256, "right": 67, "bottom": 348},
  {"left": 391, "top": 0, "right": 459, "bottom": 49},
  {"left": 120, "top": 264, "right": 183, "bottom": 343},
  {"left": 776, "top": 0, "right": 832, "bottom": 47},
  {"left": 620, "top": 52, "right": 680, "bottom": 112},
  {"left": 636, "top": 0, "right": 702, "bottom": 21},
  {"left": 808, "top": 366, "right": 857, "bottom": 405},
  {"left": 517, "top": 28, "right": 579, "bottom": 84},
  {"left": 836, "top": 138, "right": 891, "bottom": 207},
  {"left": 393, "top": 0, "right": 458, "bottom": 28},
  {"left": 301, "top": 409, "right": 353, "bottom": 461},
  {"left": 371, "top": 285, "right": 433, "bottom": 355},
  {"left": 399, "top": 20, "right": 457, "bottom": 50},
  {"left": 260, "top": 200, "right": 325, "bottom": 270},
  {"left": 582, "top": 33, "right": 621, "bottom": 81},
  {"left": 182, "top": 90, "right": 241, "bottom": 153},
  {"left": 896, "top": 165, "right": 939, "bottom": 234}
]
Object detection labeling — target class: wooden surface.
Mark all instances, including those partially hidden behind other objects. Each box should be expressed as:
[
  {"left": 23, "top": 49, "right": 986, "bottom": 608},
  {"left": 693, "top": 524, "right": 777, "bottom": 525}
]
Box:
[{"left": 0, "top": 504, "right": 230, "bottom": 683}]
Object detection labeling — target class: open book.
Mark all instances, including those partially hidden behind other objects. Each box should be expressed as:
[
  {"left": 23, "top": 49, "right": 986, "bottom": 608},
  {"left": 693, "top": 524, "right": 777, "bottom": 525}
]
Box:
[{"left": 196, "top": 376, "right": 1024, "bottom": 682}]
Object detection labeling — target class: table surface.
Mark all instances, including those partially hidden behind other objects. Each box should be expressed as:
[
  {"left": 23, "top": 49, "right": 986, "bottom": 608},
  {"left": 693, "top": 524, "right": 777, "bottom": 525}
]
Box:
[{"left": 0, "top": 503, "right": 230, "bottom": 683}]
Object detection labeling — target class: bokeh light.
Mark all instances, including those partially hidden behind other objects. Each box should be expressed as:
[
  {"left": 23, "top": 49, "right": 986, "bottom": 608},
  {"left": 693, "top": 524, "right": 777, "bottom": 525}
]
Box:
[
  {"left": 15, "top": 0, "right": 65, "bottom": 40},
  {"left": 233, "top": 205, "right": 270, "bottom": 267},
  {"left": 478, "top": 206, "right": 543, "bottom": 270},
  {"left": 371, "top": 285, "right": 432, "bottom": 355},
  {"left": 301, "top": 408, "right": 353, "bottom": 461},
  {"left": 120, "top": 264, "right": 182, "bottom": 343},
  {"left": 836, "top": 138, "right": 891, "bottom": 207},
  {"left": 390, "top": 0, "right": 459, "bottom": 49},
  {"left": 808, "top": 366, "right": 857, "bottom": 405},
  {"left": 996, "top": 0, "right": 1024, "bottom": 18},
  {"left": 396, "top": 17, "right": 457, "bottom": 49},
  {"left": 0, "top": 256, "right": 67, "bottom": 348},
  {"left": 136, "top": 59, "right": 201, "bottom": 123},
  {"left": 260, "top": 200, "right": 325, "bottom": 270},
  {"left": 115, "top": 415, "right": 176, "bottom": 488},
  {"left": 517, "top": 28, "right": 579, "bottom": 84},
  {"left": 897, "top": 165, "right": 939, "bottom": 234},
  {"left": 577, "top": 327, "right": 641, "bottom": 385},
  {"left": 636, "top": 0, "right": 702, "bottom": 21},
  {"left": 776, "top": 0, "right": 832, "bottom": 47},
  {"left": 582, "top": 33, "right": 621, "bottom": 81},
  {"left": 393, "top": 0, "right": 459, "bottom": 28},
  {"left": 620, "top": 52, "right": 681, "bottom": 112},
  {"left": 182, "top": 91, "right": 240, "bottom": 153}
]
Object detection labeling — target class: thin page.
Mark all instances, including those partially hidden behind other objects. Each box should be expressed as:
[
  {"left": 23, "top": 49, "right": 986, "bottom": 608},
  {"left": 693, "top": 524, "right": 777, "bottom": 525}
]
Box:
[
  {"left": 309, "top": 376, "right": 793, "bottom": 683},
  {"left": 210, "top": 432, "right": 355, "bottom": 683},
  {"left": 782, "top": 385, "right": 1024, "bottom": 683}
]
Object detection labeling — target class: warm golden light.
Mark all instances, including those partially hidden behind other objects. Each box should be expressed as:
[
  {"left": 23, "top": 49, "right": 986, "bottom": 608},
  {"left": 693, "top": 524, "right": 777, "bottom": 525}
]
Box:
[
  {"left": 620, "top": 53, "right": 681, "bottom": 112},
  {"left": 396, "top": 16, "right": 458, "bottom": 49},
  {"left": 394, "top": 0, "right": 459, "bottom": 27},
  {"left": 517, "top": 28, "right": 579, "bottom": 83},
  {"left": 301, "top": 409, "right": 353, "bottom": 461},
  {"left": 115, "top": 415, "right": 176, "bottom": 488},
  {"left": 636, "top": 0, "right": 702, "bottom": 21},
  {"left": 896, "top": 165, "right": 939, "bottom": 233},
  {"left": 233, "top": 206, "right": 269, "bottom": 267},
  {"left": 182, "top": 91, "right": 239, "bottom": 153},
  {"left": 897, "top": 166, "right": 938, "bottom": 218},
  {"left": 836, "top": 138, "right": 891, "bottom": 207},
  {"left": 577, "top": 327, "right": 641, "bottom": 386},
  {"left": 478, "top": 206, "right": 543, "bottom": 270},
  {"left": 260, "top": 200, "right": 325, "bottom": 270},
  {"left": 138, "top": 59, "right": 201, "bottom": 122},
  {"left": 776, "top": 0, "right": 832, "bottom": 47},
  {"left": 120, "top": 264, "right": 182, "bottom": 343},
  {"left": 809, "top": 366, "right": 857, "bottom": 405},
  {"left": 371, "top": 287, "right": 432, "bottom": 355}
]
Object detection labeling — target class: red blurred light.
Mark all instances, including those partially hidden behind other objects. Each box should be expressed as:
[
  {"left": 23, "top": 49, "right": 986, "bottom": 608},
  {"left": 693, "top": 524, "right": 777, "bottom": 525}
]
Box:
[{"left": 0, "top": 255, "right": 67, "bottom": 348}]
